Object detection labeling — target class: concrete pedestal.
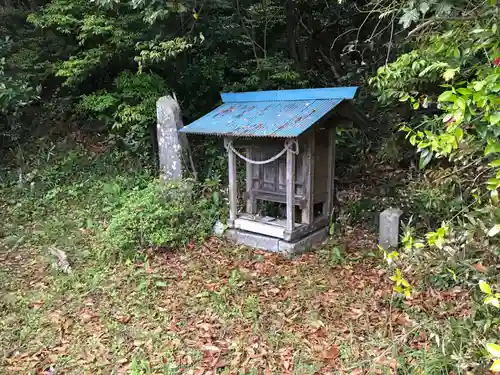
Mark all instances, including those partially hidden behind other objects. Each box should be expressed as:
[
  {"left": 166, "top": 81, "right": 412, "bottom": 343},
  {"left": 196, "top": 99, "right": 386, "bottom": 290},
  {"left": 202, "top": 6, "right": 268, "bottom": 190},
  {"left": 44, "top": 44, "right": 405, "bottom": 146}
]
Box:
[{"left": 226, "top": 227, "right": 328, "bottom": 256}]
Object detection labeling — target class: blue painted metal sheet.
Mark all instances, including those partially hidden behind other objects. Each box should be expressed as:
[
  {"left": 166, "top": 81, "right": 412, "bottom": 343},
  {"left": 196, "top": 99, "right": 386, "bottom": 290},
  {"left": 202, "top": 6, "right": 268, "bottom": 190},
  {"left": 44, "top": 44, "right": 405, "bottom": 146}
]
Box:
[
  {"left": 220, "top": 87, "right": 358, "bottom": 103},
  {"left": 180, "top": 87, "right": 358, "bottom": 138}
]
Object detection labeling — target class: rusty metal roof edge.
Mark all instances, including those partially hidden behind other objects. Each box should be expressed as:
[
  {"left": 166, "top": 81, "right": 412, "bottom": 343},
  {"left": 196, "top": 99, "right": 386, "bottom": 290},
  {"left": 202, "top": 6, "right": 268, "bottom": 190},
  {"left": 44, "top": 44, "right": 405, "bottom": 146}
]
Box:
[
  {"left": 179, "top": 97, "right": 344, "bottom": 138},
  {"left": 177, "top": 130, "right": 297, "bottom": 138},
  {"left": 220, "top": 87, "right": 358, "bottom": 103}
]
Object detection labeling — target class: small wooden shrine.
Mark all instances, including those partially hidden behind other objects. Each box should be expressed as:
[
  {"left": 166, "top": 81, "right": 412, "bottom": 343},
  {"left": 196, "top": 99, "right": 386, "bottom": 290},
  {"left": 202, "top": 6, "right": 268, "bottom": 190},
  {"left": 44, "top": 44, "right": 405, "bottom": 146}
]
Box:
[{"left": 180, "top": 87, "right": 370, "bottom": 253}]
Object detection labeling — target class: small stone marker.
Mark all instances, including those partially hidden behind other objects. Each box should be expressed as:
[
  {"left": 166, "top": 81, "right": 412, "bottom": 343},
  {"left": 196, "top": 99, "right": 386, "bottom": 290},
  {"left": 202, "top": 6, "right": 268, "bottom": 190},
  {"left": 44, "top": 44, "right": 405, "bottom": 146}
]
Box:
[
  {"left": 379, "top": 208, "right": 403, "bottom": 249},
  {"left": 156, "top": 95, "right": 196, "bottom": 183}
]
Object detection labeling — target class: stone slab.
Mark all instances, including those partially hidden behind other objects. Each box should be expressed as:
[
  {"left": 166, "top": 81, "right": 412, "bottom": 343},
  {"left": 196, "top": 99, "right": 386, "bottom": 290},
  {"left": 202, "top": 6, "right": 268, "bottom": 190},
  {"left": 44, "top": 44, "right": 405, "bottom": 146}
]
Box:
[
  {"left": 157, "top": 95, "right": 189, "bottom": 183},
  {"left": 379, "top": 207, "right": 403, "bottom": 249},
  {"left": 225, "top": 227, "right": 328, "bottom": 256},
  {"left": 226, "top": 229, "right": 280, "bottom": 252},
  {"left": 278, "top": 227, "right": 328, "bottom": 256}
]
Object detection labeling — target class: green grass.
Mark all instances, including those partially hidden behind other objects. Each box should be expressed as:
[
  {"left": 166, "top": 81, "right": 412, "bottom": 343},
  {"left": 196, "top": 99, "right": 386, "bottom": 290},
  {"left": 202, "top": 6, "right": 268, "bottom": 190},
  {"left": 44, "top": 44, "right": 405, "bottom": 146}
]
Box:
[{"left": 0, "top": 142, "right": 492, "bottom": 374}]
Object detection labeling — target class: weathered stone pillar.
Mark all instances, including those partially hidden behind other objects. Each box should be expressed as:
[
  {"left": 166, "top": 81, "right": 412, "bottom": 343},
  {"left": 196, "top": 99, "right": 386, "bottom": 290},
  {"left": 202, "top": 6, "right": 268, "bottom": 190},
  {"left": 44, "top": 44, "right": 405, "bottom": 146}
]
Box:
[
  {"left": 379, "top": 208, "right": 403, "bottom": 249},
  {"left": 156, "top": 95, "right": 196, "bottom": 182}
]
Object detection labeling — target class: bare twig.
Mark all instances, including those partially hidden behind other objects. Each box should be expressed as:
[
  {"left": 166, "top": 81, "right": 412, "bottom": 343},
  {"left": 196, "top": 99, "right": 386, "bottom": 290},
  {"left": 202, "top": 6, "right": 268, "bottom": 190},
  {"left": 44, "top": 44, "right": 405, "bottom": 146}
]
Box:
[
  {"left": 297, "top": 15, "right": 341, "bottom": 80},
  {"left": 318, "top": 49, "right": 342, "bottom": 80},
  {"left": 343, "top": 324, "right": 423, "bottom": 372},
  {"left": 407, "top": 16, "right": 479, "bottom": 38},
  {"left": 330, "top": 28, "right": 357, "bottom": 50},
  {"left": 368, "top": 16, "right": 384, "bottom": 40},
  {"left": 235, "top": 0, "right": 260, "bottom": 65},
  {"left": 471, "top": 167, "right": 490, "bottom": 187},
  {"left": 433, "top": 159, "right": 482, "bottom": 183},
  {"left": 263, "top": 0, "right": 268, "bottom": 59},
  {"left": 49, "top": 247, "right": 72, "bottom": 274},
  {"left": 385, "top": 16, "right": 395, "bottom": 66}
]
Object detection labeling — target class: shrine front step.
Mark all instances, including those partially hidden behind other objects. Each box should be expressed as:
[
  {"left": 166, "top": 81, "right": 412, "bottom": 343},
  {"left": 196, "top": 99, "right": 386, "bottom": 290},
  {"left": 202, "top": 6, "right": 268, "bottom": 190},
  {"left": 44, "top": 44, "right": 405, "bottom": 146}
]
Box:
[{"left": 225, "top": 227, "right": 328, "bottom": 256}]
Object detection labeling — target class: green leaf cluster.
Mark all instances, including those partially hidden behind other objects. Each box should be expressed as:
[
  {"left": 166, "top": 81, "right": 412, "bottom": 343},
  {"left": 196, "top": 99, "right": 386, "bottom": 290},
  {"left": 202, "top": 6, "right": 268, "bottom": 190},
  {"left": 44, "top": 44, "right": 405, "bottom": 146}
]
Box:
[{"left": 106, "top": 178, "right": 225, "bottom": 257}]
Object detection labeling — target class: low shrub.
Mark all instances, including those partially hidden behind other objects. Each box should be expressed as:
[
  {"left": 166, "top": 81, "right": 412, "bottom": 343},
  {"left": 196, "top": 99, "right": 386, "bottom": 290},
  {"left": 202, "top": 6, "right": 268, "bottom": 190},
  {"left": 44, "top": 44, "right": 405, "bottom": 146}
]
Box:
[{"left": 106, "top": 178, "right": 224, "bottom": 257}]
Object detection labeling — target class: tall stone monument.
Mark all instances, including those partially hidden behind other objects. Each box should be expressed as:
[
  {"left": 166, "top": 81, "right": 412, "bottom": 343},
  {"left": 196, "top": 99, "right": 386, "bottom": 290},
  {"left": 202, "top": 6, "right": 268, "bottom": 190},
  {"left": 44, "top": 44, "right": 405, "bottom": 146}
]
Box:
[{"left": 156, "top": 95, "right": 196, "bottom": 182}]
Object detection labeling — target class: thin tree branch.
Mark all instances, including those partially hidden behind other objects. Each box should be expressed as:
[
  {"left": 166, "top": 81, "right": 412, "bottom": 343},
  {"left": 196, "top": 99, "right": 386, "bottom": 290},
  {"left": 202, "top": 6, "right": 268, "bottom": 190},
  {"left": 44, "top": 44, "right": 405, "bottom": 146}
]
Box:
[
  {"left": 318, "top": 49, "right": 342, "bottom": 81},
  {"left": 263, "top": 0, "right": 268, "bottom": 59},
  {"left": 330, "top": 28, "right": 357, "bottom": 50},
  {"left": 407, "top": 16, "right": 480, "bottom": 38},
  {"left": 297, "top": 15, "right": 341, "bottom": 80},
  {"left": 385, "top": 16, "right": 395, "bottom": 66},
  {"left": 369, "top": 16, "right": 384, "bottom": 40},
  {"left": 235, "top": 0, "right": 260, "bottom": 65}
]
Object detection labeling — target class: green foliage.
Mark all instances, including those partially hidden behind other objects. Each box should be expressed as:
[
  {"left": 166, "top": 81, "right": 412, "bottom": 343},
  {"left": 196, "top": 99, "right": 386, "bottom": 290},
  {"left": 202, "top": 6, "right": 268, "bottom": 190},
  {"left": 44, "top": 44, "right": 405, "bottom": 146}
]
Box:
[
  {"left": 378, "top": 245, "right": 412, "bottom": 298},
  {"left": 79, "top": 71, "right": 167, "bottom": 154},
  {"left": 7, "top": 0, "right": 379, "bottom": 155},
  {"left": 26, "top": 0, "right": 175, "bottom": 87},
  {"left": 136, "top": 37, "right": 195, "bottom": 72},
  {"left": 478, "top": 281, "right": 500, "bottom": 371},
  {"left": 480, "top": 280, "right": 500, "bottom": 308},
  {"left": 487, "top": 343, "right": 500, "bottom": 372},
  {"left": 390, "top": 268, "right": 412, "bottom": 298},
  {"left": 370, "top": 2, "right": 499, "bottom": 180},
  {"left": 369, "top": 0, "right": 500, "bottom": 299},
  {"left": 398, "top": 180, "right": 463, "bottom": 229},
  {"left": 0, "top": 47, "right": 34, "bottom": 112},
  {"left": 106, "top": 179, "right": 224, "bottom": 257},
  {"left": 225, "top": 55, "right": 306, "bottom": 93},
  {"left": 0, "top": 38, "right": 36, "bottom": 141}
]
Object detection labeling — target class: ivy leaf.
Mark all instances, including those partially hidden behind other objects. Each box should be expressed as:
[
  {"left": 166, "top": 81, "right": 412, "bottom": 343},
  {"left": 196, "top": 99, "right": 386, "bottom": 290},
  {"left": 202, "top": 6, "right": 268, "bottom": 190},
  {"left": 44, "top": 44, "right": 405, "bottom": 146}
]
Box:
[
  {"left": 456, "top": 97, "right": 466, "bottom": 111},
  {"left": 399, "top": 9, "right": 419, "bottom": 29},
  {"left": 488, "top": 178, "right": 500, "bottom": 191},
  {"left": 487, "top": 224, "right": 500, "bottom": 237},
  {"left": 490, "top": 112, "right": 500, "bottom": 126},
  {"left": 443, "top": 68, "right": 458, "bottom": 82},
  {"left": 438, "top": 90, "right": 455, "bottom": 102},
  {"left": 456, "top": 88, "right": 471, "bottom": 96},
  {"left": 485, "top": 141, "right": 500, "bottom": 155},
  {"left": 419, "top": 150, "right": 433, "bottom": 169},
  {"left": 474, "top": 81, "right": 485, "bottom": 91},
  {"left": 399, "top": 93, "right": 410, "bottom": 102},
  {"left": 419, "top": 2, "right": 430, "bottom": 16},
  {"left": 490, "top": 160, "right": 500, "bottom": 167},
  {"left": 484, "top": 296, "right": 500, "bottom": 308},
  {"left": 491, "top": 190, "right": 499, "bottom": 205},
  {"left": 487, "top": 343, "right": 500, "bottom": 358},
  {"left": 480, "top": 280, "right": 492, "bottom": 294},
  {"left": 419, "top": 61, "right": 448, "bottom": 77},
  {"left": 491, "top": 359, "right": 500, "bottom": 372}
]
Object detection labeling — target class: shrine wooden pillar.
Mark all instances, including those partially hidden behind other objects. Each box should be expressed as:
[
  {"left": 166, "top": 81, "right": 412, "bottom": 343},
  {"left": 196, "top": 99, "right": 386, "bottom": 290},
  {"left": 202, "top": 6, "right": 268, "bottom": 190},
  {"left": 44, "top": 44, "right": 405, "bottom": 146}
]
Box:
[
  {"left": 226, "top": 137, "right": 238, "bottom": 226},
  {"left": 324, "top": 127, "right": 336, "bottom": 217},
  {"left": 301, "top": 132, "right": 315, "bottom": 224},
  {"left": 285, "top": 139, "right": 296, "bottom": 233}
]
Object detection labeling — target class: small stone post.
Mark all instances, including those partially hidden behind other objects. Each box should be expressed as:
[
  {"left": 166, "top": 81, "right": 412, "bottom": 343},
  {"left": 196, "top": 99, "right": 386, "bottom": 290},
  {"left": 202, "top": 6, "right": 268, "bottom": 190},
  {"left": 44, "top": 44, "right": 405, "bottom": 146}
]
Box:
[
  {"left": 156, "top": 95, "right": 196, "bottom": 182},
  {"left": 379, "top": 208, "right": 403, "bottom": 249}
]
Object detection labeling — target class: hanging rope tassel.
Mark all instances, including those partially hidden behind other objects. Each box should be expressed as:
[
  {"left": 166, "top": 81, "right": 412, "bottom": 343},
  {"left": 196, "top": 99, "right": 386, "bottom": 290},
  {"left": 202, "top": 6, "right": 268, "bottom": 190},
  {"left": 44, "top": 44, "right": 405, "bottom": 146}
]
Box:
[{"left": 224, "top": 139, "right": 299, "bottom": 165}]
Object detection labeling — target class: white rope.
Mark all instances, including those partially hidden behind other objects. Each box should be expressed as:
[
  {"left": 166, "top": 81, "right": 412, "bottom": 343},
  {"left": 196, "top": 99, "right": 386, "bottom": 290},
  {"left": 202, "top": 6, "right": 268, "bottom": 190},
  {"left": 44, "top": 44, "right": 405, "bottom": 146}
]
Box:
[{"left": 225, "top": 139, "right": 299, "bottom": 165}]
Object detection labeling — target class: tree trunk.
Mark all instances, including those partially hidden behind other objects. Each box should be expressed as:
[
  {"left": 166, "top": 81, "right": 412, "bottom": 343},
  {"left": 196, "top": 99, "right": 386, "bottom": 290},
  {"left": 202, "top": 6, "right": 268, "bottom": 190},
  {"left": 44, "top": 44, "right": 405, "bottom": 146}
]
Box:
[{"left": 283, "top": 0, "right": 300, "bottom": 70}]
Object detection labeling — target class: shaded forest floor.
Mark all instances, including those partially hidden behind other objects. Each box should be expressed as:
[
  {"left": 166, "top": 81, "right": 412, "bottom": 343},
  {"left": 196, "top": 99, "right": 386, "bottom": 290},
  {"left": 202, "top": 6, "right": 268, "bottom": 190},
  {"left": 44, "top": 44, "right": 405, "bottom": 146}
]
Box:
[
  {"left": 0, "top": 141, "right": 477, "bottom": 374},
  {"left": 1, "top": 237, "right": 471, "bottom": 375}
]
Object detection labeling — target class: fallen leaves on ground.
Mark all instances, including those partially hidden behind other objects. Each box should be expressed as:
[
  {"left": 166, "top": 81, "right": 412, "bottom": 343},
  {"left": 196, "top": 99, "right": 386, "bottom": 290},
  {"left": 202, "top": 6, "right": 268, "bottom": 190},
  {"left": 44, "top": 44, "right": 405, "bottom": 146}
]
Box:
[{"left": 0, "top": 233, "right": 474, "bottom": 374}]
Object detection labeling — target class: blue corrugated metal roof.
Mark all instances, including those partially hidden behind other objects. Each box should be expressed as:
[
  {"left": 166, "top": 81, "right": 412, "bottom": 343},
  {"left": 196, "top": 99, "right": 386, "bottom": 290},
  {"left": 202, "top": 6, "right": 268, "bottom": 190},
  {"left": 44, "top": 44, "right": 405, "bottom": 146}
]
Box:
[
  {"left": 179, "top": 87, "right": 358, "bottom": 138},
  {"left": 220, "top": 87, "right": 358, "bottom": 102}
]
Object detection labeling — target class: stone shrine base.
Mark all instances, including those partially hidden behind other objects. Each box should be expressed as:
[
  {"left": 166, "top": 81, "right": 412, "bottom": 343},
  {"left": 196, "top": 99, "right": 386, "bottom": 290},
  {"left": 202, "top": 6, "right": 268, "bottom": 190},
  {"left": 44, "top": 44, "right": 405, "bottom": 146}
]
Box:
[{"left": 225, "top": 227, "right": 328, "bottom": 256}]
